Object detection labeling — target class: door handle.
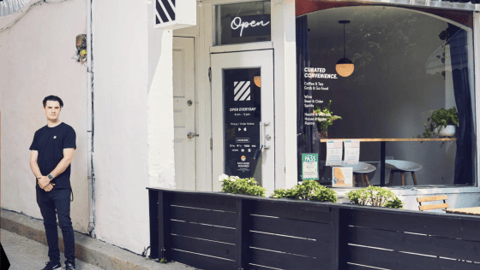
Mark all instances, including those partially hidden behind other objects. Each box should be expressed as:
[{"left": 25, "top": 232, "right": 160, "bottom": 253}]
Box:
[
  {"left": 263, "top": 122, "right": 270, "bottom": 150},
  {"left": 187, "top": 132, "right": 199, "bottom": 139},
  {"left": 259, "top": 122, "right": 270, "bottom": 152}
]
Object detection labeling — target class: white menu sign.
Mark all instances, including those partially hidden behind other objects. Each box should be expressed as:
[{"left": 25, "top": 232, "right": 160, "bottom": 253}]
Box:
[
  {"left": 344, "top": 140, "right": 360, "bottom": 165},
  {"left": 326, "top": 140, "right": 343, "bottom": 166}
]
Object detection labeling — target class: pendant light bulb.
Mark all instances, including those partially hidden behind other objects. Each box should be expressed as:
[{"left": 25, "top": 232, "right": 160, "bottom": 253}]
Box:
[
  {"left": 336, "top": 20, "right": 354, "bottom": 78},
  {"left": 336, "top": 58, "right": 354, "bottom": 78}
]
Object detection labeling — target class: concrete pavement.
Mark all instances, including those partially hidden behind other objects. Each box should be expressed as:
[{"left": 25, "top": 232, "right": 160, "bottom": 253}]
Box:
[
  {"left": 1, "top": 209, "right": 195, "bottom": 270},
  {"left": 2, "top": 229, "right": 103, "bottom": 270}
]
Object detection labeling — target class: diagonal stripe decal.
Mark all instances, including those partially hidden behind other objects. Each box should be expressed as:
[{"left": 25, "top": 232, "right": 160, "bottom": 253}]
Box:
[
  {"left": 156, "top": 0, "right": 169, "bottom": 23},
  {"left": 234, "top": 81, "right": 245, "bottom": 95},
  {"left": 162, "top": 0, "right": 175, "bottom": 21},
  {"left": 234, "top": 81, "right": 251, "bottom": 101},
  {"left": 155, "top": 0, "right": 176, "bottom": 25},
  {"left": 239, "top": 89, "right": 251, "bottom": 101},
  {"left": 234, "top": 81, "right": 250, "bottom": 100}
]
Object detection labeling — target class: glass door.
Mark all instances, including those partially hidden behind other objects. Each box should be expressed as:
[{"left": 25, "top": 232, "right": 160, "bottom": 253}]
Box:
[{"left": 211, "top": 50, "right": 275, "bottom": 193}]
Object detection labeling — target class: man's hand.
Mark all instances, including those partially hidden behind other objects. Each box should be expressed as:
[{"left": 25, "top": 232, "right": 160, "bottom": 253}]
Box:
[
  {"left": 38, "top": 176, "right": 51, "bottom": 189},
  {"left": 43, "top": 183, "right": 55, "bottom": 192}
]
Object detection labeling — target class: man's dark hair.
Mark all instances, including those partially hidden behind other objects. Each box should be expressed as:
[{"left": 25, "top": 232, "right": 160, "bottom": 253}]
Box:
[{"left": 43, "top": 95, "right": 64, "bottom": 108}]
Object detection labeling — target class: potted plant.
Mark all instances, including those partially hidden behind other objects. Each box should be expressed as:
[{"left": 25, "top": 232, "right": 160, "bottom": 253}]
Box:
[
  {"left": 313, "top": 100, "right": 342, "bottom": 139},
  {"left": 419, "top": 107, "right": 459, "bottom": 138},
  {"left": 218, "top": 174, "right": 266, "bottom": 197},
  {"left": 346, "top": 186, "right": 404, "bottom": 208},
  {"left": 271, "top": 180, "right": 337, "bottom": 203}
]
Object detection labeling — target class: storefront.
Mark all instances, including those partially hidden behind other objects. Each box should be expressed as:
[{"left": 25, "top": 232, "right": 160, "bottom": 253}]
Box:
[{"left": 167, "top": 0, "right": 480, "bottom": 204}]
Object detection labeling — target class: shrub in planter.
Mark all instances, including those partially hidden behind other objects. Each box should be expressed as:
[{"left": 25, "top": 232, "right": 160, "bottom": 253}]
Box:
[
  {"left": 346, "top": 186, "right": 403, "bottom": 208},
  {"left": 219, "top": 174, "right": 266, "bottom": 197},
  {"left": 271, "top": 180, "right": 337, "bottom": 203}
]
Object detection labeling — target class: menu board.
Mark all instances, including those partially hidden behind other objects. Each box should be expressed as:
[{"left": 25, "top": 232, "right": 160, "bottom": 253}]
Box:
[
  {"left": 302, "top": 67, "right": 337, "bottom": 126},
  {"left": 223, "top": 69, "right": 262, "bottom": 178}
]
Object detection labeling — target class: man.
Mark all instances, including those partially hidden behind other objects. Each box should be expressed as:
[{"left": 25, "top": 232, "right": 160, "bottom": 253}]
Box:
[{"left": 30, "top": 95, "right": 76, "bottom": 270}]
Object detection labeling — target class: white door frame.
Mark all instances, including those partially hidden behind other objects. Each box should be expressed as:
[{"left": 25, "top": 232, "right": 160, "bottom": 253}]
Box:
[
  {"left": 173, "top": 0, "right": 297, "bottom": 191},
  {"left": 211, "top": 50, "right": 276, "bottom": 194}
]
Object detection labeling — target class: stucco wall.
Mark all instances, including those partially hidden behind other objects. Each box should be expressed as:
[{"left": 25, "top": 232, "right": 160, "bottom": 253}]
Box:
[
  {"left": 93, "top": 0, "right": 174, "bottom": 253},
  {"left": 0, "top": 0, "right": 89, "bottom": 233}
]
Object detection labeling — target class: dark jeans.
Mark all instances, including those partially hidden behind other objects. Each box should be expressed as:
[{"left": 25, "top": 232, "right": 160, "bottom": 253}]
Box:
[{"left": 36, "top": 188, "right": 75, "bottom": 266}]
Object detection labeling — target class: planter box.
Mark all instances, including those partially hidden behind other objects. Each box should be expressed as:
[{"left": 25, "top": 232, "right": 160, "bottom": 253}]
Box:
[{"left": 148, "top": 188, "right": 480, "bottom": 270}]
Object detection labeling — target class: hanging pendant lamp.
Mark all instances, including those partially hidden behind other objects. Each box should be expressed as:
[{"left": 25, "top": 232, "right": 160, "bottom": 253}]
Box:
[{"left": 336, "top": 20, "right": 355, "bottom": 78}]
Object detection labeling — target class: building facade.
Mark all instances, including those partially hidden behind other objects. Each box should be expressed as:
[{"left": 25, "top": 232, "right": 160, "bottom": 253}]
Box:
[{"left": 1, "top": 0, "right": 479, "bottom": 254}]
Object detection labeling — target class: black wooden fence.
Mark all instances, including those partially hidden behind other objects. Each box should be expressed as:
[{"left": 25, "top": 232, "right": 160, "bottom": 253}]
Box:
[{"left": 148, "top": 188, "right": 480, "bottom": 270}]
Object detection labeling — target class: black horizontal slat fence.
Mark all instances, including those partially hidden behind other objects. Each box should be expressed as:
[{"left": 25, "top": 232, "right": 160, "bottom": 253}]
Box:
[{"left": 148, "top": 188, "right": 480, "bottom": 270}]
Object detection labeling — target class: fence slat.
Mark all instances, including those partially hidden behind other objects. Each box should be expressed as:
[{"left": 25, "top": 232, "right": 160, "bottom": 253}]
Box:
[
  {"left": 170, "top": 192, "right": 237, "bottom": 212},
  {"left": 250, "top": 232, "right": 326, "bottom": 258},
  {"left": 252, "top": 200, "right": 332, "bottom": 223},
  {"left": 347, "top": 245, "right": 480, "bottom": 270},
  {"left": 251, "top": 215, "right": 332, "bottom": 242},
  {"left": 348, "top": 209, "right": 480, "bottom": 241},
  {"left": 171, "top": 221, "right": 236, "bottom": 243},
  {"left": 148, "top": 190, "right": 159, "bottom": 259},
  {"left": 250, "top": 248, "right": 322, "bottom": 270},
  {"left": 171, "top": 249, "right": 236, "bottom": 270},
  {"left": 349, "top": 226, "right": 480, "bottom": 262},
  {"left": 171, "top": 235, "right": 235, "bottom": 260},
  {"left": 171, "top": 205, "right": 237, "bottom": 227},
  {"left": 158, "top": 191, "right": 171, "bottom": 260}
]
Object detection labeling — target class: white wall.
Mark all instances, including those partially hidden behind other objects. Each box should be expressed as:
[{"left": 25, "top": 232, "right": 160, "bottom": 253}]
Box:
[
  {"left": 0, "top": 0, "right": 89, "bottom": 233},
  {"left": 93, "top": 0, "right": 174, "bottom": 253}
]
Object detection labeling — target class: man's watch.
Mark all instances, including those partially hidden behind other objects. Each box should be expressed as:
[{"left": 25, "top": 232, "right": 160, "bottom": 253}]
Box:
[{"left": 47, "top": 174, "right": 54, "bottom": 180}]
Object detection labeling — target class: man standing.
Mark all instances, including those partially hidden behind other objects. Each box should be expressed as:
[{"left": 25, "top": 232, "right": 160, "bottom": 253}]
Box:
[{"left": 30, "top": 95, "right": 76, "bottom": 270}]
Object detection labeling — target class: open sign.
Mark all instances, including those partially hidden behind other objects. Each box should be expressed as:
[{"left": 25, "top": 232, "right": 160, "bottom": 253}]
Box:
[{"left": 230, "top": 15, "right": 271, "bottom": 38}]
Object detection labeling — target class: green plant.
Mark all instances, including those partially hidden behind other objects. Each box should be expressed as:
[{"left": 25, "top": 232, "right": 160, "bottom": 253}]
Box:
[
  {"left": 271, "top": 180, "right": 337, "bottom": 203},
  {"left": 219, "top": 174, "right": 266, "bottom": 197},
  {"left": 159, "top": 258, "right": 167, "bottom": 264},
  {"left": 418, "top": 107, "right": 459, "bottom": 138},
  {"left": 346, "top": 186, "right": 403, "bottom": 208},
  {"left": 384, "top": 197, "right": 404, "bottom": 209},
  {"left": 313, "top": 100, "right": 342, "bottom": 131}
]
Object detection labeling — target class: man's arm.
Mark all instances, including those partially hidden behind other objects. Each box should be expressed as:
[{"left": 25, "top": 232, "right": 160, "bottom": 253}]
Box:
[
  {"left": 37, "top": 148, "right": 75, "bottom": 189},
  {"left": 30, "top": 151, "right": 43, "bottom": 179},
  {"left": 31, "top": 151, "right": 55, "bottom": 192}
]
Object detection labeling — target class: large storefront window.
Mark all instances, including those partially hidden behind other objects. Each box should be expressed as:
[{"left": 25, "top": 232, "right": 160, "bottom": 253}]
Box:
[{"left": 297, "top": 5, "right": 476, "bottom": 187}]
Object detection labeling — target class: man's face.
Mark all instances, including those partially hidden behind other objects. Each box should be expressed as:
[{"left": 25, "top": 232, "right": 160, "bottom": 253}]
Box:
[{"left": 43, "top": 100, "right": 62, "bottom": 121}]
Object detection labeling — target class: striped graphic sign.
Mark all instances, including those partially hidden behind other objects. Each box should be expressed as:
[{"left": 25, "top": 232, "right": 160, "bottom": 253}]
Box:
[
  {"left": 155, "top": 0, "right": 176, "bottom": 25},
  {"left": 234, "top": 81, "right": 251, "bottom": 101}
]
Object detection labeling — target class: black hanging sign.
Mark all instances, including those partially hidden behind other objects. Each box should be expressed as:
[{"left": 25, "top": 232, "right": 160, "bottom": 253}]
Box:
[{"left": 230, "top": 15, "right": 271, "bottom": 38}]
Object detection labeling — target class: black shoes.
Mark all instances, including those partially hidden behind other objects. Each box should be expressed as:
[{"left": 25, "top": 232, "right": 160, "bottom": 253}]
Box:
[
  {"left": 41, "top": 261, "right": 62, "bottom": 270},
  {"left": 65, "top": 262, "right": 76, "bottom": 270}
]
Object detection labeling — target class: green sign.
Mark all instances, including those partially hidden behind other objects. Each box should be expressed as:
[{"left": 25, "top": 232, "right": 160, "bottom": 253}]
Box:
[{"left": 302, "top": 153, "right": 319, "bottom": 180}]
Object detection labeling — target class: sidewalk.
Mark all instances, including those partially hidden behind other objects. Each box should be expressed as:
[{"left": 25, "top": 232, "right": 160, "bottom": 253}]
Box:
[
  {"left": 1, "top": 209, "right": 194, "bottom": 270},
  {"left": 2, "top": 229, "right": 103, "bottom": 270}
]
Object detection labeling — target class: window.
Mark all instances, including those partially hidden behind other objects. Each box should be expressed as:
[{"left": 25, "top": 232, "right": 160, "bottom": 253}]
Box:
[{"left": 296, "top": 6, "right": 476, "bottom": 187}]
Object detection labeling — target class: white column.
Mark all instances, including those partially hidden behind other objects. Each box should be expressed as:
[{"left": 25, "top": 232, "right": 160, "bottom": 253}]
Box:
[
  {"left": 474, "top": 12, "right": 480, "bottom": 186},
  {"left": 272, "top": 0, "right": 297, "bottom": 189},
  {"left": 148, "top": 29, "right": 176, "bottom": 188}
]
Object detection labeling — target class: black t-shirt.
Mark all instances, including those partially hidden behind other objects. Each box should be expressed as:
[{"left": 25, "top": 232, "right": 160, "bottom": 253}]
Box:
[{"left": 30, "top": 122, "right": 76, "bottom": 190}]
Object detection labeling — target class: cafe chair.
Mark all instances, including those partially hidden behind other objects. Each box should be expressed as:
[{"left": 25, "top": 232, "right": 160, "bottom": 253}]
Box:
[
  {"left": 385, "top": 160, "right": 422, "bottom": 186},
  {"left": 342, "top": 162, "right": 376, "bottom": 187},
  {"left": 417, "top": 195, "right": 449, "bottom": 211}
]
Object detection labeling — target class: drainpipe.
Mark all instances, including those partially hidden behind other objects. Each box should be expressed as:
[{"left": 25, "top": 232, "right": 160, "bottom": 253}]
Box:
[{"left": 86, "top": 0, "right": 96, "bottom": 238}]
